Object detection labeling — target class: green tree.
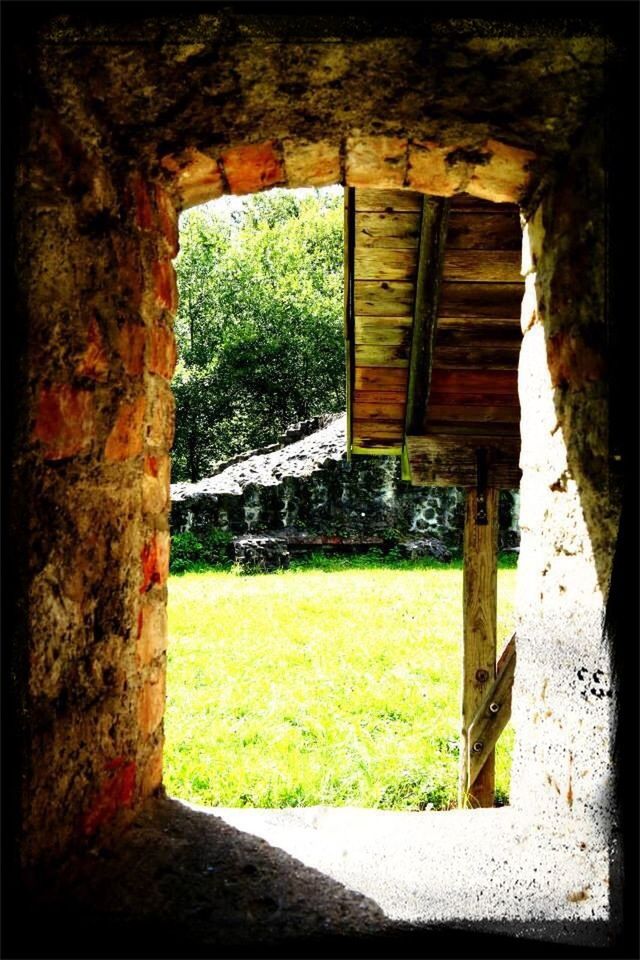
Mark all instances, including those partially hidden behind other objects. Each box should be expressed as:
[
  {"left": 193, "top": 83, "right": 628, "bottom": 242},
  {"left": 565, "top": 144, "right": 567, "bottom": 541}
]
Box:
[{"left": 172, "top": 188, "right": 344, "bottom": 483}]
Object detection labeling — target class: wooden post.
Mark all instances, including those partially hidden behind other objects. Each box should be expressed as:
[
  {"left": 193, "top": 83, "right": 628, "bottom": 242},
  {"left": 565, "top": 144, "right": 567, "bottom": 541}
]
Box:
[{"left": 459, "top": 486, "right": 498, "bottom": 808}]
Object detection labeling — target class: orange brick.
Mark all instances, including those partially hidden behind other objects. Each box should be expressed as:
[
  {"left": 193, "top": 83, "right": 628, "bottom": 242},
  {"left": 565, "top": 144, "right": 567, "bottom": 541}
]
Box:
[
  {"left": 154, "top": 185, "right": 179, "bottom": 258},
  {"left": 130, "top": 173, "right": 154, "bottom": 231},
  {"left": 142, "top": 453, "right": 171, "bottom": 514},
  {"left": 161, "top": 148, "right": 224, "bottom": 209},
  {"left": 147, "top": 325, "right": 177, "bottom": 380},
  {"left": 407, "top": 140, "right": 469, "bottom": 196},
  {"left": 33, "top": 383, "right": 95, "bottom": 460},
  {"left": 466, "top": 138, "right": 535, "bottom": 204},
  {"left": 221, "top": 141, "right": 284, "bottom": 195},
  {"left": 345, "top": 136, "right": 407, "bottom": 188},
  {"left": 104, "top": 396, "right": 145, "bottom": 461},
  {"left": 76, "top": 316, "right": 109, "bottom": 381},
  {"left": 117, "top": 322, "right": 146, "bottom": 377},
  {"left": 283, "top": 140, "right": 341, "bottom": 188},
  {"left": 138, "top": 671, "right": 166, "bottom": 737},
  {"left": 137, "top": 598, "right": 168, "bottom": 666}
]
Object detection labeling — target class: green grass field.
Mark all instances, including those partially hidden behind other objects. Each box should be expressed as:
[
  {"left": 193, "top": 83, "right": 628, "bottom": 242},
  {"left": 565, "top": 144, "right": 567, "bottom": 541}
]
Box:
[{"left": 164, "top": 554, "right": 517, "bottom": 810}]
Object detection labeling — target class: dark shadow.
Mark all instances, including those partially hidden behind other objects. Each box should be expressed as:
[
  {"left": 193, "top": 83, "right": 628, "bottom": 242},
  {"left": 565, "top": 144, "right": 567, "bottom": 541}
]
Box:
[{"left": 5, "top": 796, "right": 625, "bottom": 960}]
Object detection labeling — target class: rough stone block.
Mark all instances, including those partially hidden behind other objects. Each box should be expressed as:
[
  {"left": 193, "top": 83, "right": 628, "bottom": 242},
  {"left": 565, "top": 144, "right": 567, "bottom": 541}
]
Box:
[
  {"left": 105, "top": 396, "right": 146, "bottom": 461},
  {"left": 520, "top": 273, "right": 539, "bottom": 335},
  {"left": 146, "top": 382, "right": 175, "bottom": 450},
  {"left": 346, "top": 136, "right": 407, "bottom": 188},
  {"left": 407, "top": 141, "right": 469, "bottom": 196},
  {"left": 117, "top": 322, "right": 146, "bottom": 377},
  {"left": 140, "top": 530, "right": 170, "bottom": 594},
  {"left": 138, "top": 670, "right": 166, "bottom": 737},
  {"left": 33, "top": 383, "right": 95, "bottom": 460},
  {"left": 147, "top": 325, "right": 177, "bottom": 380},
  {"left": 137, "top": 596, "right": 168, "bottom": 666},
  {"left": 75, "top": 316, "right": 110, "bottom": 381},
  {"left": 221, "top": 141, "right": 284, "bottom": 195},
  {"left": 546, "top": 331, "right": 606, "bottom": 390},
  {"left": 143, "top": 454, "right": 171, "bottom": 515},
  {"left": 466, "top": 138, "right": 535, "bottom": 204},
  {"left": 152, "top": 259, "right": 178, "bottom": 314},
  {"left": 130, "top": 173, "right": 154, "bottom": 231},
  {"left": 154, "top": 185, "right": 179, "bottom": 258},
  {"left": 141, "top": 743, "right": 163, "bottom": 797},
  {"left": 283, "top": 140, "right": 341, "bottom": 188},
  {"left": 161, "top": 148, "right": 224, "bottom": 209},
  {"left": 112, "top": 235, "right": 143, "bottom": 311}
]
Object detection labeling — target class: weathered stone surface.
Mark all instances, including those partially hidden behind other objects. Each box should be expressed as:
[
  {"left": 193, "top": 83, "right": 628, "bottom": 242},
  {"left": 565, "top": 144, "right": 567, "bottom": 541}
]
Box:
[
  {"left": 233, "top": 536, "right": 290, "bottom": 573},
  {"left": 396, "top": 539, "right": 452, "bottom": 563}
]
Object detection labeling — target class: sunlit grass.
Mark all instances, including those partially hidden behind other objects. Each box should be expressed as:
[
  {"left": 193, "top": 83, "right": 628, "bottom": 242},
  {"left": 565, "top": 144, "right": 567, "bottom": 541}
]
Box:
[{"left": 164, "top": 554, "right": 517, "bottom": 810}]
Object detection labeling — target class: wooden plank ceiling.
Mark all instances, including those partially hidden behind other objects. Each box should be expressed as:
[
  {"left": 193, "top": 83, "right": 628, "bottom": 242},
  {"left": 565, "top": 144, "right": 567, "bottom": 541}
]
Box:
[{"left": 344, "top": 188, "right": 523, "bottom": 488}]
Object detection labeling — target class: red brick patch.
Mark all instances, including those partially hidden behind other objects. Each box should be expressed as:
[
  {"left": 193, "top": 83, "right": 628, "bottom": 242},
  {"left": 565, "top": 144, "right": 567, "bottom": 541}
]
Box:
[
  {"left": 105, "top": 396, "right": 146, "bottom": 461},
  {"left": 147, "top": 325, "right": 177, "bottom": 380},
  {"left": 221, "top": 141, "right": 284, "bottom": 195},
  {"left": 82, "top": 758, "right": 137, "bottom": 836},
  {"left": 76, "top": 316, "right": 109, "bottom": 381},
  {"left": 130, "top": 173, "right": 154, "bottom": 231},
  {"left": 33, "top": 383, "right": 95, "bottom": 460},
  {"left": 155, "top": 185, "right": 179, "bottom": 258}
]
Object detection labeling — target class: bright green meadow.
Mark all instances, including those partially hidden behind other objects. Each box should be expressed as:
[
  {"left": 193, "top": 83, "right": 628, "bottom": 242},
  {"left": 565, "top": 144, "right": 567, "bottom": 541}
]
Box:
[{"left": 164, "top": 554, "right": 517, "bottom": 811}]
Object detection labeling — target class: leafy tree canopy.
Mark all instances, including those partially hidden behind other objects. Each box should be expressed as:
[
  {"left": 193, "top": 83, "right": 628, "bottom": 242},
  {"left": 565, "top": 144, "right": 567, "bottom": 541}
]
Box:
[{"left": 172, "top": 187, "right": 344, "bottom": 483}]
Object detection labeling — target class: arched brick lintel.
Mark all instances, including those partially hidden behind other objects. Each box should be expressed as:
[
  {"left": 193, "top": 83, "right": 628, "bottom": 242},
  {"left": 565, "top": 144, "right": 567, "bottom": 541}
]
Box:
[{"left": 160, "top": 135, "right": 536, "bottom": 210}]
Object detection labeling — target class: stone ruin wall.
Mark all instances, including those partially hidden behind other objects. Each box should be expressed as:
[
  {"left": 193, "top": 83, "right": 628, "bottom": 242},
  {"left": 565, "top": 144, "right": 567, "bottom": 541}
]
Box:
[
  {"left": 5, "top": 11, "right": 625, "bottom": 926},
  {"left": 170, "top": 414, "right": 520, "bottom": 552}
]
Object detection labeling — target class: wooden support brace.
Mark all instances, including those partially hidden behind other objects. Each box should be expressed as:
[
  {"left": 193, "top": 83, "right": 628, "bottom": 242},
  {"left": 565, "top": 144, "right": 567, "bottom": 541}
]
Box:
[
  {"left": 459, "top": 485, "right": 498, "bottom": 808},
  {"left": 467, "top": 633, "right": 516, "bottom": 789}
]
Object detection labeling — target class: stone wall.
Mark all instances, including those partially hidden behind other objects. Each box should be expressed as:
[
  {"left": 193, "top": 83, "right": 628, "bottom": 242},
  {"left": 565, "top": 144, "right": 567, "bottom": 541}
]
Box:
[{"left": 171, "top": 414, "right": 520, "bottom": 552}]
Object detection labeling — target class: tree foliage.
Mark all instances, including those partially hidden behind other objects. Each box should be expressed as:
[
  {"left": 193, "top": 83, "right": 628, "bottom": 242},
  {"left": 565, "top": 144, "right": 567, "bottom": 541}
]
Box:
[{"left": 172, "top": 188, "right": 344, "bottom": 483}]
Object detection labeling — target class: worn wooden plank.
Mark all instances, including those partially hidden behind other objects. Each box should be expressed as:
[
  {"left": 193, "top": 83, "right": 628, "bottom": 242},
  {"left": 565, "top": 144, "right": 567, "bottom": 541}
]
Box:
[
  {"left": 446, "top": 212, "right": 522, "bottom": 250},
  {"left": 419, "top": 421, "right": 520, "bottom": 438},
  {"left": 355, "top": 212, "right": 421, "bottom": 248},
  {"left": 354, "top": 388, "right": 407, "bottom": 405},
  {"left": 439, "top": 281, "right": 523, "bottom": 319},
  {"left": 468, "top": 634, "right": 516, "bottom": 788},
  {"left": 354, "top": 248, "right": 418, "bottom": 281},
  {"left": 432, "top": 345, "right": 520, "bottom": 370},
  {"left": 353, "top": 400, "right": 406, "bottom": 421},
  {"left": 355, "top": 188, "right": 423, "bottom": 212},
  {"left": 354, "top": 344, "right": 409, "bottom": 367},
  {"left": 459, "top": 487, "right": 499, "bottom": 808},
  {"left": 354, "top": 323, "right": 411, "bottom": 347},
  {"left": 435, "top": 318, "right": 522, "bottom": 343},
  {"left": 353, "top": 420, "right": 404, "bottom": 444},
  {"left": 354, "top": 280, "right": 415, "bottom": 316},
  {"left": 429, "top": 368, "right": 518, "bottom": 402},
  {"left": 442, "top": 250, "right": 521, "bottom": 283},
  {"left": 426, "top": 404, "right": 520, "bottom": 423},
  {"left": 406, "top": 434, "right": 521, "bottom": 487},
  {"left": 354, "top": 367, "right": 408, "bottom": 391},
  {"left": 405, "top": 197, "right": 450, "bottom": 436},
  {"left": 352, "top": 443, "right": 403, "bottom": 456}
]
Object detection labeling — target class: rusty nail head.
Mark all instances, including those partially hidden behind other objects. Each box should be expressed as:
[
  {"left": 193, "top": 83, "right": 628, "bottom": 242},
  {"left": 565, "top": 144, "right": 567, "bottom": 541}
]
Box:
[
  {"left": 476, "top": 669, "right": 489, "bottom": 683},
  {"left": 489, "top": 701, "right": 501, "bottom": 714},
  {"left": 472, "top": 740, "right": 484, "bottom": 754}
]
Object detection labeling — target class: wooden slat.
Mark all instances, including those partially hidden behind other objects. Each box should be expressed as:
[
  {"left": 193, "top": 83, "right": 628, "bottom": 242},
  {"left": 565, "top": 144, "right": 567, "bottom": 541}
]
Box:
[
  {"left": 442, "top": 250, "right": 521, "bottom": 283},
  {"left": 354, "top": 388, "right": 407, "bottom": 404},
  {"left": 355, "top": 189, "right": 423, "bottom": 212},
  {"left": 353, "top": 400, "right": 406, "bottom": 421},
  {"left": 435, "top": 318, "right": 522, "bottom": 343},
  {"left": 344, "top": 187, "right": 356, "bottom": 459},
  {"left": 430, "top": 368, "right": 518, "bottom": 401},
  {"left": 426, "top": 404, "right": 520, "bottom": 423},
  {"left": 406, "top": 434, "right": 521, "bottom": 487},
  {"left": 354, "top": 367, "right": 408, "bottom": 391},
  {"left": 460, "top": 488, "right": 498, "bottom": 808},
  {"left": 420, "top": 421, "right": 520, "bottom": 438},
  {"left": 353, "top": 420, "right": 404, "bottom": 443},
  {"left": 355, "top": 319, "right": 411, "bottom": 346},
  {"left": 449, "top": 193, "right": 518, "bottom": 213},
  {"left": 355, "top": 212, "right": 421, "bottom": 248},
  {"left": 354, "top": 280, "right": 415, "bottom": 316},
  {"left": 433, "top": 345, "right": 520, "bottom": 370},
  {"left": 446, "top": 212, "right": 522, "bottom": 250},
  {"left": 354, "top": 344, "right": 409, "bottom": 367},
  {"left": 439, "top": 281, "right": 523, "bottom": 319},
  {"left": 351, "top": 444, "right": 402, "bottom": 456},
  {"left": 354, "top": 248, "right": 417, "bottom": 281}
]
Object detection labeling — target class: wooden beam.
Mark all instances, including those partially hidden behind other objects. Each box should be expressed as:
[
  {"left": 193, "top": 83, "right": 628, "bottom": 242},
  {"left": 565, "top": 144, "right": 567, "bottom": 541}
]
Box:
[
  {"left": 406, "top": 434, "right": 521, "bottom": 488},
  {"left": 404, "top": 196, "right": 450, "bottom": 439},
  {"left": 460, "top": 486, "right": 499, "bottom": 808},
  {"left": 467, "top": 634, "right": 517, "bottom": 788},
  {"left": 344, "top": 187, "right": 356, "bottom": 460}
]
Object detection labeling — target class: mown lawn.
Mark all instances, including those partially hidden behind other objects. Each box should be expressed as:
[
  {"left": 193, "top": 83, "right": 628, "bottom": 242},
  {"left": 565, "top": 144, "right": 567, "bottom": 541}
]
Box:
[{"left": 164, "top": 554, "right": 517, "bottom": 810}]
